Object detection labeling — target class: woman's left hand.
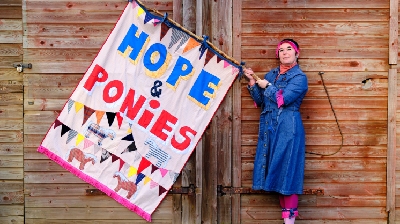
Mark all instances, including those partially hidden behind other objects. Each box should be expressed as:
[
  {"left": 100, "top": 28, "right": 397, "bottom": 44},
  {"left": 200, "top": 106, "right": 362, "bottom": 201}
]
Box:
[{"left": 257, "top": 79, "right": 270, "bottom": 88}]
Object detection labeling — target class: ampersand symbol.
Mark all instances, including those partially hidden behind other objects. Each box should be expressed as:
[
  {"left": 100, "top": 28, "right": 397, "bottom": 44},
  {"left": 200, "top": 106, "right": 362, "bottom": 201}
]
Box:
[{"left": 150, "top": 80, "right": 162, "bottom": 98}]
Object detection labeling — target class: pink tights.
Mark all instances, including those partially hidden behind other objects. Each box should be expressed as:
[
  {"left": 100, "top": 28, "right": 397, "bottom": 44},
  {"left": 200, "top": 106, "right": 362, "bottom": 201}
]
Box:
[
  {"left": 279, "top": 194, "right": 298, "bottom": 208},
  {"left": 279, "top": 194, "right": 299, "bottom": 221}
]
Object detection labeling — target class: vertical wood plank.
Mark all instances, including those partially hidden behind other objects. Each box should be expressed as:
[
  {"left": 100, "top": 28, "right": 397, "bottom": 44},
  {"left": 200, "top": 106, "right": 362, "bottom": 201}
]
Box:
[
  {"left": 211, "top": 0, "right": 233, "bottom": 223},
  {"left": 181, "top": 0, "right": 197, "bottom": 223},
  {"left": 195, "top": 2, "right": 204, "bottom": 223},
  {"left": 201, "top": 0, "right": 217, "bottom": 222},
  {"left": 389, "top": 0, "right": 398, "bottom": 64},
  {"left": 173, "top": 0, "right": 182, "bottom": 25},
  {"left": 388, "top": 1, "right": 398, "bottom": 223},
  {"left": 388, "top": 68, "right": 397, "bottom": 223},
  {"left": 172, "top": 0, "right": 183, "bottom": 223},
  {"left": 0, "top": 0, "right": 24, "bottom": 223},
  {"left": 232, "top": 0, "right": 242, "bottom": 223}
]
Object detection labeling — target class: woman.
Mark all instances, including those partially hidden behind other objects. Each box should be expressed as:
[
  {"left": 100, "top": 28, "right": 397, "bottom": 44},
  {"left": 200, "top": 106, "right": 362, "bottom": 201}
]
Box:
[{"left": 243, "top": 39, "right": 308, "bottom": 224}]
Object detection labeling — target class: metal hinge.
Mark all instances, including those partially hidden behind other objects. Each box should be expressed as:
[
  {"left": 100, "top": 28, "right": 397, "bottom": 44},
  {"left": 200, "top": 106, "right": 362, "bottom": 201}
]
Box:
[
  {"left": 168, "top": 184, "right": 196, "bottom": 196},
  {"left": 217, "top": 185, "right": 324, "bottom": 196},
  {"left": 86, "top": 185, "right": 324, "bottom": 197},
  {"left": 12, "top": 63, "right": 32, "bottom": 72}
]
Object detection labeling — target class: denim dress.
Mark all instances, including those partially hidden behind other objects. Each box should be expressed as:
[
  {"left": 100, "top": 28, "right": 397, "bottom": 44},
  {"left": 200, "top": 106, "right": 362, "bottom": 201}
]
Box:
[{"left": 248, "top": 65, "right": 308, "bottom": 195}]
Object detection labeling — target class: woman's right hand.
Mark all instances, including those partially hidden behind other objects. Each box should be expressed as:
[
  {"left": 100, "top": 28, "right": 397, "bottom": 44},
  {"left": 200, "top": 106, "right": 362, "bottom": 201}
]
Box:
[{"left": 243, "top": 68, "right": 256, "bottom": 86}]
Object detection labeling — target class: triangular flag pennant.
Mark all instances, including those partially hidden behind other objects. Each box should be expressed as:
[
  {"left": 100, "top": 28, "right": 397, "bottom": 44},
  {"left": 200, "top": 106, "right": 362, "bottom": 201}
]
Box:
[
  {"left": 134, "top": 152, "right": 141, "bottom": 161},
  {"left": 61, "top": 124, "right": 71, "bottom": 137},
  {"left": 160, "top": 22, "right": 170, "bottom": 41},
  {"left": 144, "top": 176, "right": 151, "bottom": 185},
  {"left": 223, "top": 60, "right": 230, "bottom": 68},
  {"left": 82, "top": 106, "right": 96, "bottom": 126},
  {"left": 66, "top": 129, "right": 78, "bottom": 144},
  {"left": 183, "top": 37, "right": 200, "bottom": 54},
  {"left": 144, "top": 12, "right": 155, "bottom": 24},
  {"left": 75, "top": 133, "right": 85, "bottom": 146},
  {"left": 135, "top": 173, "right": 146, "bottom": 185},
  {"left": 171, "top": 172, "right": 179, "bottom": 183},
  {"left": 93, "top": 144, "right": 101, "bottom": 154},
  {"left": 106, "top": 112, "right": 116, "bottom": 127},
  {"left": 159, "top": 168, "right": 168, "bottom": 177},
  {"left": 137, "top": 6, "right": 145, "bottom": 17},
  {"left": 74, "top": 102, "right": 84, "bottom": 113},
  {"left": 151, "top": 164, "right": 159, "bottom": 174},
  {"left": 67, "top": 99, "right": 74, "bottom": 113},
  {"left": 119, "top": 160, "right": 125, "bottom": 171},
  {"left": 100, "top": 149, "right": 111, "bottom": 163},
  {"left": 150, "top": 180, "right": 158, "bottom": 189},
  {"left": 83, "top": 138, "right": 94, "bottom": 149},
  {"left": 169, "top": 29, "right": 190, "bottom": 52},
  {"left": 158, "top": 185, "right": 167, "bottom": 196},
  {"left": 216, "top": 55, "right": 222, "bottom": 64},
  {"left": 153, "top": 18, "right": 160, "bottom": 26},
  {"left": 54, "top": 119, "right": 62, "bottom": 129},
  {"left": 111, "top": 154, "right": 120, "bottom": 163},
  {"left": 95, "top": 111, "right": 105, "bottom": 124},
  {"left": 176, "top": 33, "right": 190, "bottom": 52},
  {"left": 121, "top": 141, "right": 137, "bottom": 154},
  {"left": 122, "top": 134, "right": 134, "bottom": 141},
  {"left": 128, "top": 166, "right": 137, "bottom": 177},
  {"left": 137, "top": 157, "right": 152, "bottom": 174},
  {"left": 232, "top": 66, "right": 239, "bottom": 75},
  {"left": 204, "top": 49, "right": 215, "bottom": 66},
  {"left": 116, "top": 112, "right": 123, "bottom": 129},
  {"left": 131, "top": 1, "right": 138, "bottom": 9}
]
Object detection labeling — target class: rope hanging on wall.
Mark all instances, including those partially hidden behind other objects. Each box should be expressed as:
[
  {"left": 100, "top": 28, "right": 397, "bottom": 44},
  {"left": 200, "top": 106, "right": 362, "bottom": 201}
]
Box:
[{"left": 305, "top": 72, "right": 343, "bottom": 156}]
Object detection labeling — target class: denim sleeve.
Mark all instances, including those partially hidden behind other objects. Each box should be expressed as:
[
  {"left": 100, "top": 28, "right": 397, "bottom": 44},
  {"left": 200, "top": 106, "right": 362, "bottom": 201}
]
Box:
[
  {"left": 247, "top": 83, "right": 264, "bottom": 107},
  {"left": 265, "top": 74, "right": 308, "bottom": 106}
]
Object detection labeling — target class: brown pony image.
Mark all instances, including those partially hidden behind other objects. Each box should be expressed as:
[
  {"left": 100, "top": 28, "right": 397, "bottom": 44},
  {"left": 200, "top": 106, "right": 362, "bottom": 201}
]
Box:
[
  {"left": 66, "top": 147, "right": 97, "bottom": 170},
  {"left": 113, "top": 171, "right": 137, "bottom": 199}
]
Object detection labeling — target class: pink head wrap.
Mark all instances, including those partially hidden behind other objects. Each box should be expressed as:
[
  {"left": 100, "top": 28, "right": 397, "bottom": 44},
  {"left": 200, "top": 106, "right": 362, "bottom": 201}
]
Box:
[{"left": 275, "top": 40, "right": 300, "bottom": 58}]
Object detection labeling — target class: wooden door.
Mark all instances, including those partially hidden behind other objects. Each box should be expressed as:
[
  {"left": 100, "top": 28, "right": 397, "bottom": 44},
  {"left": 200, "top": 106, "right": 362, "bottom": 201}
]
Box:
[
  {"left": 22, "top": 0, "right": 187, "bottom": 223},
  {"left": 0, "top": 0, "right": 24, "bottom": 223}
]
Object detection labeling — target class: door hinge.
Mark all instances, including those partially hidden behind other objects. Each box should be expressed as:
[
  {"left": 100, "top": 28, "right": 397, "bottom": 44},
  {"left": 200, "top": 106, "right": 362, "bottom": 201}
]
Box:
[
  {"left": 217, "top": 185, "right": 324, "bottom": 196},
  {"left": 168, "top": 184, "right": 196, "bottom": 196},
  {"left": 13, "top": 63, "right": 32, "bottom": 72}
]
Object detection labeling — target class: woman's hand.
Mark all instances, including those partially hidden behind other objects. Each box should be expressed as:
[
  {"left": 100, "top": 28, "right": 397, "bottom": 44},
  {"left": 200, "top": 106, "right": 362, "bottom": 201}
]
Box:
[
  {"left": 257, "top": 79, "right": 270, "bottom": 88},
  {"left": 243, "top": 68, "right": 256, "bottom": 86}
]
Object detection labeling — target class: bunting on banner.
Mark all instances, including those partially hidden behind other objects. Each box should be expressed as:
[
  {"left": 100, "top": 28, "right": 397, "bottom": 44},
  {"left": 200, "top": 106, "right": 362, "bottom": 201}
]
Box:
[{"left": 37, "top": 0, "right": 242, "bottom": 221}]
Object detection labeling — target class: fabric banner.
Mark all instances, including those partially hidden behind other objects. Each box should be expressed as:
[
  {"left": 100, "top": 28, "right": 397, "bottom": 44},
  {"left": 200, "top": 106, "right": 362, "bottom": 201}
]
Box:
[{"left": 37, "top": 0, "right": 240, "bottom": 221}]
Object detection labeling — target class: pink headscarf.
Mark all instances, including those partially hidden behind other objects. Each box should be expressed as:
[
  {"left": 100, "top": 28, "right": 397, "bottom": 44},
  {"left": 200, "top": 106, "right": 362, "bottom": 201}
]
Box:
[{"left": 275, "top": 40, "right": 300, "bottom": 58}]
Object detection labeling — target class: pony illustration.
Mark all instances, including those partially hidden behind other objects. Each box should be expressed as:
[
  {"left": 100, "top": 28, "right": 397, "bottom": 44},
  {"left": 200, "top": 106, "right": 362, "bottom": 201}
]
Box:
[
  {"left": 144, "top": 138, "right": 171, "bottom": 168},
  {"left": 84, "top": 121, "right": 116, "bottom": 146},
  {"left": 66, "top": 147, "right": 97, "bottom": 170},
  {"left": 113, "top": 171, "right": 137, "bottom": 199}
]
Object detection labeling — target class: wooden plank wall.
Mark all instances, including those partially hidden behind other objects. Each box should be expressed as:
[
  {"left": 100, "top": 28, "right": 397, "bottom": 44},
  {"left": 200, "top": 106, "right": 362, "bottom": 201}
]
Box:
[
  {"left": 0, "top": 0, "right": 24, "bottom": 223},
  {"left": 388, "top": 0, "right": 398, "bottom": 223},
  {"left": 240, "top": 0, "right": 390, "bottom": 223},
  {"left": 395, "top": 0, "right": 400, "bottom": 221},
  {"left": 22, "top": 0, "right": 176, "bottom": 223}
]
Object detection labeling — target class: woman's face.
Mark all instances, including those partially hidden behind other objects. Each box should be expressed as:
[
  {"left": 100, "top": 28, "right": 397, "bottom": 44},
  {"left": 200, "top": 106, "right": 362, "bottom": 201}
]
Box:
[{"left": 278, "top": 42, "right": 298, "bottom": 65}]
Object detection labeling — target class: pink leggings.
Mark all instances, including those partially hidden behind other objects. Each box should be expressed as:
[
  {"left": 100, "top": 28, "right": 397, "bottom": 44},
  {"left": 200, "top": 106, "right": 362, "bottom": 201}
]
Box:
[{"left": 279, "top": 194, "right": 298, "bottom": 209}]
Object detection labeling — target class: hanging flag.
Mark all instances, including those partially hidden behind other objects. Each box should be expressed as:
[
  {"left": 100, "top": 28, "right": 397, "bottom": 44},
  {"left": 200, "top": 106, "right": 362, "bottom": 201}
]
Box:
[{"left": 37, "top": 0, "right": 241, "bottom": 222}]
